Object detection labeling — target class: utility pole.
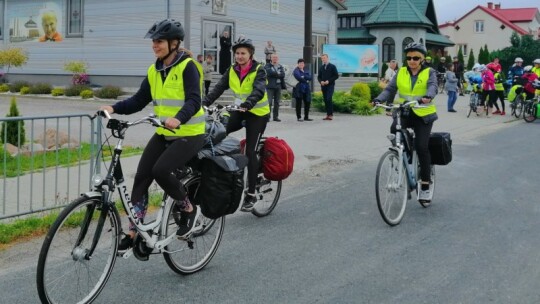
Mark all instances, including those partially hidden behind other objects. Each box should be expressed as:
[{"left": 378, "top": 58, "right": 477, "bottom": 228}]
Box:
[{"left": 304, "top": 0, "right": 314, "bottom": 92}]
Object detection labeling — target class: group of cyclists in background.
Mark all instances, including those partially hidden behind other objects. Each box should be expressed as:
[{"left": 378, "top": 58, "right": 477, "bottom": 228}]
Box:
[{"left": 432, "top": 56, "right": 540, "bottom": 117}]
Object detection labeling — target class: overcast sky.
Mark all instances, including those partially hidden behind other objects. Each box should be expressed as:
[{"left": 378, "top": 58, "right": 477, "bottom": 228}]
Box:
[{"left": 433, "top": 0, "right": 540, "bottom": 23}]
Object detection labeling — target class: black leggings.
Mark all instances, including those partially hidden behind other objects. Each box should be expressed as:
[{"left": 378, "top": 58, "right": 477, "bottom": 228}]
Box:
[
  {"left": 480, "top": 90, "right": 497, "bottom": 107},
  {"left": 226, "top": 111, "right": 269, "bottom": 193},
  {"left": 131, "top": 134, "right": 205, "bottom": 208},
  {"left": 494, "top": 90, "right": 505, "bottom": 111},
  {"left": 391, "top": 112, "right": 434, "bottom": 183}
]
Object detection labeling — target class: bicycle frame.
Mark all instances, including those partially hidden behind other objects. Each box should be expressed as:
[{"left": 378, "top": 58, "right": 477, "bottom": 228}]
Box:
[{"left": 393, "top": 120, "right": 419, "bottom": 192}]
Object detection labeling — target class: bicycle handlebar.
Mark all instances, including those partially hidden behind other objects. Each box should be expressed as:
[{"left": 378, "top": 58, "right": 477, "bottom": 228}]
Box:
[
  {"left": 372, "top": 100, "right": 430, "bottom": 111},
  {"left": 95, "top": 111, "right": 178, "bottom": 137}
]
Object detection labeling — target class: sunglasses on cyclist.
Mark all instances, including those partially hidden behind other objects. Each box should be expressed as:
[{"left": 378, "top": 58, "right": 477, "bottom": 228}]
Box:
[{"left": 406, "top": 56, "right": 422, "bottom": 61}]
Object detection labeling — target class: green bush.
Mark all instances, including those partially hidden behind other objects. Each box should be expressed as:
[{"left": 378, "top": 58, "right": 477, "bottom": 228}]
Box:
[
  {"left": 311, "top": 90, "right": 379, "bottom": 116},
  {"left": 9, "top": 81, "right": 31, "bottom": 93},
  {"left": 80, "top": 89, "right": 94, "bottom": 99},
  {"left": 19, "top": 86, "right": 30, "bottom": 95},
  {"left": 64, "top": 85, "right": 91, "bottom": 97},
  {"left": 29, "top": 83, "right": 53, "bottom": 94},
  {"left": 51, "top": 88, "right": 64, "bottom": 96},
  {"left": 0, "top": 97, "right": 26, "bottom": 147},
  {"left": 367, "top": 82, "right": 383, "bottom": 100},
  {"left": 94, "top": 85, "right": 123, "bottom": 99},
  {"left": 350, "top": 82, "right": 371, "bottom": 101},
  {"left": 0, "top": 84, "right": 9, "bottom": 92}
]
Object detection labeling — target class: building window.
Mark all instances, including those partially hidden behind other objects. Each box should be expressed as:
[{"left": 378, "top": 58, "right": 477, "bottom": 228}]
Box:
[
  {"left": 0, "top": 0, "right": 4, "bottom": 39},
  {"left": 382, "top": 37, "right": 395, "bottom": 63},
  {"left": 458, "top": 44, "right": 468, "bottom": 56},
  {"left": 312, "top": 33, "right": 328, "bottom": 74},
  {"left": 474, "top": 20, "right": 484, "bottom": 33},
  {"left": 402, "top": 37, "right": 414, "bottom": 51},
  {"left": 67, "top": 0, "right": 83, "bottom": 37}
]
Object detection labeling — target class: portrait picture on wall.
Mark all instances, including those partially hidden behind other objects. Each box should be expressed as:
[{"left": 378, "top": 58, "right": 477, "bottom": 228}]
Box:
[
  {"left": 9, "top": 0, "right": 63, "bottom": 43},
  {"left": 212, "top": 0, "right": 226, "bottom": 15}
]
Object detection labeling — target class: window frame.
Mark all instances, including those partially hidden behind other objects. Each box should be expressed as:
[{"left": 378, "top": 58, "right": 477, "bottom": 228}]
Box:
[
  {"left": 0, "top": 0, "right": 4, "bottom": 40},
  {"left": 66, "top": 0, "right": 84, "bottom": 38},
  {"left": 382, "top": 37, "right": 395, "bottom": 63},
  {"left": 474, "top": 20, "right": 484, "bottom": 33}
]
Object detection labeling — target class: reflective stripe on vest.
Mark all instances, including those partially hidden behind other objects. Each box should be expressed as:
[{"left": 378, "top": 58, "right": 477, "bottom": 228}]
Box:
[
  {"left": 494, "top": 73, "right": 504, "bottom": 91},
  {"left": 396, "top": 67, "right": 436, "bottom": 117},
  {"left": 147, "top": 58, "right": 205, "bottom": 137},
  {"left": 229, "top": 64, "right": 270, "bottom": 116}
]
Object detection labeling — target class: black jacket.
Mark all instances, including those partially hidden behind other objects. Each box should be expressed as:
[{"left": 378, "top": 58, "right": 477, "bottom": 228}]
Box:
[
  {"left": 317, "top": 62, "right": 339, "bottom": 86},
  {"left": 204, "top": 60, "right": 267, "bottom": 109}
]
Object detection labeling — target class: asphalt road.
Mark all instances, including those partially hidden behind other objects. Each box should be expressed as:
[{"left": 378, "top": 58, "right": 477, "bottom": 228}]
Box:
[{"left": 2, "top": 99, "right": 540, "bottom": 303}]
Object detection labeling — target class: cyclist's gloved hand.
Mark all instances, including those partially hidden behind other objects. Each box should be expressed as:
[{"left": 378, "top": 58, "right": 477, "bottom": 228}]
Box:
[
  {"left": 371, "top": 99, "right": 381, "bottom": 106},
  {"left": 239, "top": 102, "right": 254, "bottom": 110},
  {"left": 202, "top": 97, "right": 211, "bottom": 107}
]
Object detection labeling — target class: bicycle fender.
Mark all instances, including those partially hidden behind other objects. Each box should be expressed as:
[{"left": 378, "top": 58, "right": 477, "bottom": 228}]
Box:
[{"left": 81, "top": 191, "right": 102, "bottom": 199}]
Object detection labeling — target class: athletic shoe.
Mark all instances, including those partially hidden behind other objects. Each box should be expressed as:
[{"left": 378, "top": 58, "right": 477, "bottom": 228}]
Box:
[
  {"left": 492, "top": 110, "right": 501, "bottom": 114},
  {"left": 417, "top": 183, "right": 434, "bottom": 202},
  {"left": 117, "top": 234, "right": 134, "bottom": 252},
  {"left": 176, "top": 206, "right": 201, "bottom": 239},
  {"left": 297, "top": 118, "right": 304, "bottom": 122},
  {"left": 500, "top": 111, "right": 506, "bottom": 115},
  {"left": 304, "top": 118, "right": 313, "bottom": 121},
  {"left": 240, "top": 193, "right": 257, "bottom": 212}
]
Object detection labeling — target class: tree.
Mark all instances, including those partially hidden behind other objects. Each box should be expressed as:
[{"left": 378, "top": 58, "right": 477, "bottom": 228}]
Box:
[
  {"left": 510, "top": 32, "right": 520, "bottom": 48},
  {"left": 1, "top": 97, "right": 26, "bottom": 147},
  {"left": 0, "top": 48, "right": 28, "bottom": 76},
  {"left": 457, "top": 46, "right": 464, "bottom": 65},
  {"left": 467, "top": 49, "right": 475, "bottom": 70},
  {"left": 483, "top": 44, "right": 490, "bottom": 62}
]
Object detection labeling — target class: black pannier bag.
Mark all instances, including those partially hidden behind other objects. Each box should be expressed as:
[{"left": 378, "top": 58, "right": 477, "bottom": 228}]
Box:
[
  {"left": 429, "top": 132, "right": 452, "bottom": 165},
  {"left": 195, "top": 154, "right": 248, "bottom": 219}
]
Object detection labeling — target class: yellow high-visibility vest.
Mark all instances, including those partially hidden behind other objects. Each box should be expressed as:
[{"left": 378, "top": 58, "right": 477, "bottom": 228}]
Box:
[
  {"left": 229, "top": 64, "right": 270, "bottom": 116},
  {"left": 147, "top": 58, "right": 205, "bottom": 137},
  {"left": 396, "top": 67, "right": 437, "bottom": 117}
]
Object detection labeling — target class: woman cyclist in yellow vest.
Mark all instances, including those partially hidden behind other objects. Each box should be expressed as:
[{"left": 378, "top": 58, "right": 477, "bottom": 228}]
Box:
[
  {"left": 100, "top": 19, "right": 206, "bottom": 251},
  {"left": 373, "top": 42, "right": 438, "bottom": 204},
  {"left": 203, "top": 36, "right": 270, "bottom": 212}
]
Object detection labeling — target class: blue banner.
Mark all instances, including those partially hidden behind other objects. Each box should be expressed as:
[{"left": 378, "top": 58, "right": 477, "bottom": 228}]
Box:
[{"left": 323, "top": 44, "right": 379, "bottom": 74}]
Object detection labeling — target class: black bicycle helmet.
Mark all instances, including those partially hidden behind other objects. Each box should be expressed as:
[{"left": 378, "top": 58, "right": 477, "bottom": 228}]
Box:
[
  {"left": 145, "top": 19, "right": 184, "bottom": 41},
  {"left": 403, "top": 42, "right": 427, "bottom": 56},
  {"left": 232, "top": 36, "right": 255, "bottom": 55}
]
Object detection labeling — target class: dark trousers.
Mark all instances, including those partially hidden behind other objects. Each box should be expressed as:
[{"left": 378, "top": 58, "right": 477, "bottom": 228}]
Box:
[
  {"left": 494, "top": 90, "right": 505, "bottom": 111},
  {"left": 321, "top": 84, "right": 334, "bottom": 116},
  {"left": 480, "top": 90, "right": 497, "bottom": 107},
  {"left": 391, "top": 112, "right": 434, "bottom": 182},
  {"left": 295, "top": 93, "right": 311, "bottom": 119},
  {"left": 227, "top": 111, "right": 268, "bottom": 193},
  {"left": 204, "top": 80, "right": 211, "bottom": 96},
  {"left": 131, "top": 133, "right": 205, "bottom": 210},
  {"left": 266, "top": 87, "right": 281, "bottom": 119}
]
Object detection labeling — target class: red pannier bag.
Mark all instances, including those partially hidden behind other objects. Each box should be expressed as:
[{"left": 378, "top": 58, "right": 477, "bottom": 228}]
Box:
[{"left": 240, "top": 137, "right": 294, "bottom": 181}]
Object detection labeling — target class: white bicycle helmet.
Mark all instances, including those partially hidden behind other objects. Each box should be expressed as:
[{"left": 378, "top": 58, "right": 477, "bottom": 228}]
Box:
[
  {"left": 515, "top": 57, "right": 524, "bottom": 63},
  {"left": 477, "top": 64, "right": 487, "bottom": 72},
  {"left": 534, "top": 59, "right": 540, "bottom": 64},
  {"left": 472, "top": 63, "right": 481, "bottom": 71},
  {"left": 523, "top": 65, "right": 533, "bottom": 72}
]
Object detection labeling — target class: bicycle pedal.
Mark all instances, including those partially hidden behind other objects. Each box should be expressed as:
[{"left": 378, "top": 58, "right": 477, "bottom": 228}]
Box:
[{"left": 117, "top": 248, "right": 133, "bottom": 259}]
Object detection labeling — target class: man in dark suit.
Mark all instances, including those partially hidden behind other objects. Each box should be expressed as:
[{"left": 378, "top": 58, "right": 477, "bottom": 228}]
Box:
[
  {"left": 317, "top": 54, "right": 339, "bottom": 120},
  {"left": 264, "top": 53, "right": 286, "bottom": 121}
]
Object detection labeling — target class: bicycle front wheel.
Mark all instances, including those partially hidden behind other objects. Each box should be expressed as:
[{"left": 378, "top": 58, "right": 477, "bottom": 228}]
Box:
[
  {"left": 375, "top": 150, "right": 408, "bottom": 226},
  {"left": 252, "top": 174, "right": 282, "bottom": 217},
  {"left": 523, "top": 102, "right": 537, "bottom": 123},
  {"left": 514, "top": 96, "right": 524, "bottom": 118},
  {"left": 37, "top": 195, "right": 120, "bottom": 304},
  {"left": 163, "top": 177, "right": 225, "bottom": 275}
]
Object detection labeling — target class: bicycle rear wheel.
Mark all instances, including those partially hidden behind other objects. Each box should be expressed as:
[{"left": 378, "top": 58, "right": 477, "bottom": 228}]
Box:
[
  {"left": 163, "top": 176, "right": 225, "bottom": 275},
  {"left": 523, "top": 101, "right": 537, "bottom": 123},
  {"left": 375, "top": 150, "right": 408, "bottom": 226},
  {"left": 37, "top": 195, "right": 120, "bottom": 304},
  {"left": 252, "top": 174, "right": 282, "bottom": 217}
]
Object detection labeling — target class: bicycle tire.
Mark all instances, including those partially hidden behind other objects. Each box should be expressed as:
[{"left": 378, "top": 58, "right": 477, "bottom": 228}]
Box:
[
  {"left": 163, "top": 176, "right": 225, "bottom": 275},
  {"left": 37, "top": 195, "right": 120, "bottom": 304},
  {"left": 251, "top": 174, "right": 282, "bottom": 217},
  {"left": 523, "top": 101, "right": 537, "bottom": 123},
  {"left": 514, "top": 95, "right": 524, "bottom": 118},
  {"left": 375, "top": 150, "right": 408, "bottom": 226}
]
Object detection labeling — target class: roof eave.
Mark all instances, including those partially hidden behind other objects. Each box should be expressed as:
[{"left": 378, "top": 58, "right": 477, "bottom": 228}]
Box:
[{"left": 327, "top": 0, "right": 347, "bottom": 10}]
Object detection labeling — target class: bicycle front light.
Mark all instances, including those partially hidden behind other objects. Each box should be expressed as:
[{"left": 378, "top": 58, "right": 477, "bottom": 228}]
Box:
[{"left": 92, "top": 174, "right": 104, "bottom": 187}]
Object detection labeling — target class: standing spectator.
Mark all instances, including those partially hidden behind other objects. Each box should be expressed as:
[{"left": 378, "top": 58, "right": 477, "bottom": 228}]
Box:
[
  {"left": 219, "top": 31, "right": 232, "bottom": 74},
  {"left": 452, "top": 56, "right": 464, "bottom": 96},
  {"left": 479, "top": 65, "right": 497, "bottom": 117},
  {"left": 202, "top": 54, "right": 214, "bottom": 96},
  {"left": 489, "top": 63, "right": 505, "bottom": 115},
  {"left": 317, "top": 54, "right": 339, "bottom": 120},
  {"left": 384, "top": 60, "right": 398, "bottom": 83},
  {"left": 445, "top": 64, "right": 458, "bottom": 112},
  {"left": 196, "top": 54, "right": 203, "bottom": 64},
  {"left": 264, "top": 53, "right": 286, "bottom": 122},
  {"left": 293, "top": 59, "right": 313, "bottom": 121},
  {"left": 264, "top": 41, "right": 276, "bottom": 64},
  {"left": 436, "top": 57, "right": 447, "bottom": 74},
  {"left": 424, "top": 56, "right": 433, "bottom": 68}
]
